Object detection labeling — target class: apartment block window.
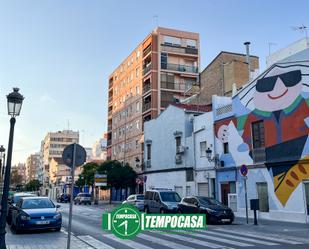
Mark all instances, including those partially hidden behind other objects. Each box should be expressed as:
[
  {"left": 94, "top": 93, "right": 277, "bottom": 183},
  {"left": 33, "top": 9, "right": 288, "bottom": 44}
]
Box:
[
  {"left": 136, "top": 86, "right": 140, "bottom": 95},
  {"left": 136, "top": 67, "right": 140, "bottom": 77},
  {"left": 161, "top": 53, "right": 168, "bottom": 69},
  {"left": 175, "top": 136, "right": 181, "bottom": 152},
  {"left": 257, "top": 182, "right": 269, "bottom": 212},
  {"left": 136, "top": 50, "right": 140, "bottom": 60},
  {"left": 136, "top": 101, "right": 140, "bottom": 112},
  {"left": 146, "top": 144, "right": 151, "bottom": 160},
  {"left": 187, "top": 39, "right": 197, "bottom": 48},
  {"left": 200, "top": 141, "right": 207, "bottom": 157},
  {"left": 186, "top": 169, "right": 194, "bottom": 182},
  {"left": 136, "top": 120, "right": 140, "bottom": 130},
  {"left": 163, "top": 36, "right": 181, "bottom": 47},
  {"left": 223, "top": 142, "right": 229, "bottom": 154},
  {"left": 252, "top": 121, "right": 265, "bottom": 149}
]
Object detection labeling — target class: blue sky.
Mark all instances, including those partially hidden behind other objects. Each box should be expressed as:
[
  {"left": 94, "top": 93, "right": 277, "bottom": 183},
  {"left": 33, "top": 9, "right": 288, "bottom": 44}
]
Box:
[{"left": 0, "top": 0, "right": 308, "bottom": 164}]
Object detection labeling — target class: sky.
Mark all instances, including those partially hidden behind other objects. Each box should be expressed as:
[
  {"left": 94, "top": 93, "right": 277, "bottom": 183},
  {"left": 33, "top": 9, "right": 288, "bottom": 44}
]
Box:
[{"left": 0, "top": 0, "right": 308, "bottom": 164}]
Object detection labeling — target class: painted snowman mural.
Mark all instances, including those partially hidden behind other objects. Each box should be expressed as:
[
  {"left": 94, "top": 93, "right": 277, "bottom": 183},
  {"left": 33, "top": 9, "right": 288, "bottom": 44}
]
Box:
[{"left": 215, "top": 62, "right": 309, "bottom": 207}]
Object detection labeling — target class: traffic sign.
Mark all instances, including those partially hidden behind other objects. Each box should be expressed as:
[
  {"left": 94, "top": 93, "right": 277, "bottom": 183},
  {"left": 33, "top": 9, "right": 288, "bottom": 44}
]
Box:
[
  {"left": 62, "top": 143, "right": 86, "bottom": 168},
  {"left": 240, "top": 164, "right": 248, "bottom": 177}
]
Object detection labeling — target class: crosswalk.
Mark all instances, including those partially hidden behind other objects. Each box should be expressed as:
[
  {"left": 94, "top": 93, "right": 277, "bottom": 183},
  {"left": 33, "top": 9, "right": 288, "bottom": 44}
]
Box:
[{"left": 76, "top": 227, "right": 306, "bottom": 249}]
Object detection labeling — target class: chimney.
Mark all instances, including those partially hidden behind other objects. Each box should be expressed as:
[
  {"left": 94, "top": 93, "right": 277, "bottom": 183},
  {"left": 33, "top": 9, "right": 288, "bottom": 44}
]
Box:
[{"left": 244, "top": 41, "right": 251, "bottom": 81}]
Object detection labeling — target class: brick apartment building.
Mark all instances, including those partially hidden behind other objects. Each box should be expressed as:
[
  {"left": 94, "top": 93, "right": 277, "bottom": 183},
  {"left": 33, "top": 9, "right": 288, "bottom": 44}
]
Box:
[{"left": 107, "top": 27, "right": 200, "bottom": 171}]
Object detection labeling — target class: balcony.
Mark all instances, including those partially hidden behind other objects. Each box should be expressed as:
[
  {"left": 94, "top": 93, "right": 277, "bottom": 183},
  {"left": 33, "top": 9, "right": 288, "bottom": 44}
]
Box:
[
  {"left": 143, "top": 63, "right": 152, "bottom": 75},
  {"left": 143, "top": 45, "right": 152, "bottom": 57},
  {"left": 161, "top": 63, "right": 198, "bottom": 73},
  {"left": 161, "top": 81, "right": 187, "bottom": 91},
  {"left": 161, "top": 44, "right": 198, "bottom": 55},
  {"left": 143, "top": 102, "right": 151, "bottom": 112},
  {"left": 252, "top": 147, "right": 266, "bottom": 163},
  {"left": 143, "top": 83, "right": 151, "bottom": 94}
]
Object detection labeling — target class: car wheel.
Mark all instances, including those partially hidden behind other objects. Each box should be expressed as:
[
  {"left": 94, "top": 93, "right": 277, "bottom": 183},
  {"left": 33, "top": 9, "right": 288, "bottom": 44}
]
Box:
[
  {"left": 144, "top": 206, "right": 150, "bottom": 214},
  {"left": 54, "top": 227, "right": 61, "bottom": 232}
]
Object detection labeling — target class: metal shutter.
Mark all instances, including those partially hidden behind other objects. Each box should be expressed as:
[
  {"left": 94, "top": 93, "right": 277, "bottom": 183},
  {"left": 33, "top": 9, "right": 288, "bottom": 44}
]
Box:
[{"left": 198, "top": 183, "right": 209, "bottom": 197}]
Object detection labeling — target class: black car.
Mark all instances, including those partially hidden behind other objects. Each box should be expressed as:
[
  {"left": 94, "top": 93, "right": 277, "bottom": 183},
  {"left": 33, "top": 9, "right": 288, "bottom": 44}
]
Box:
[
  {"left": 7, "top": 192, "right": 36, "bottom": 225},
  {"left": 57, "top": 193, "right": 70, "bottom": 203},
  {"left": 177, "top": 196, "right": 234, "bottom": 224}
]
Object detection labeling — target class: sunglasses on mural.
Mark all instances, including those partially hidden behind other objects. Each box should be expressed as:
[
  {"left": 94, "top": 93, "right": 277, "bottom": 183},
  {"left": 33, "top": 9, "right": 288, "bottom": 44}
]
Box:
[{"left": 256, "top": 70, "right": 302, "bottom": 93}]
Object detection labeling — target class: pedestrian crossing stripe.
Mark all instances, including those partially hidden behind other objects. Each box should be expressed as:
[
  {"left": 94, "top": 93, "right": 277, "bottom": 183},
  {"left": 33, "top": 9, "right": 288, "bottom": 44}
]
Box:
[
  {"left": 78, "top": 235, "right": 115, "bottom": 249},
  {"left": 138, "top": 233, "right": 192, "bottom": 249},
  {"left": 103, "top": 234, "right": 153, "bottom": 249}
]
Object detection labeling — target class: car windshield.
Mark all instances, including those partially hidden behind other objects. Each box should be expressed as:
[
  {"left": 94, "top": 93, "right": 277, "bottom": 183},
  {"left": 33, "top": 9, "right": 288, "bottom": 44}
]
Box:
[
  {"left": 198, "top": 197, "right": 222, "bottom": 206},
  {"left": 136, "top": 195, "right": 144, "bottom": 200},
  {"left": 13, "top": 195, "right": 35, "bottom": 204},
  {"left": 160, "top": 192, "right": 181, "bottom": 202},
  {"left": 22, "top": 198, "right": 55, "bottom": 209}
]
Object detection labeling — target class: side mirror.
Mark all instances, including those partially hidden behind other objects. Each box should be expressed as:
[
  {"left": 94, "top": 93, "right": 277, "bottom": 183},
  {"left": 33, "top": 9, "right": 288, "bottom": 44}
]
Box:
[{"left": 56, "top": 204, "right": 61, "bottom": 208}]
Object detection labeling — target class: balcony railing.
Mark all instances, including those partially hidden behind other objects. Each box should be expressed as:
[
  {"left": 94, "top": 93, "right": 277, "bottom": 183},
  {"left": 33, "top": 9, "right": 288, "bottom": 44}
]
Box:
[
  {"left": 161, "top": 44, "right": 198, "bottom": 55},
  {"left": 252, "top": 147, "right": 266, "bottom": 163},
  {"left": 161, "top": 63, "right": 198, "bottom": 73},
  {"left": 143, "top": 63, "right": 152, "bottom": 75},
  {"left": 143, "top": 102, "right": 151, "bottom": 112},
  {"left": 143, "top": 84, "right": 151, "bottom": 94},
  {"left": 161, "top": 81, "right": 187, "bottom": 91}
]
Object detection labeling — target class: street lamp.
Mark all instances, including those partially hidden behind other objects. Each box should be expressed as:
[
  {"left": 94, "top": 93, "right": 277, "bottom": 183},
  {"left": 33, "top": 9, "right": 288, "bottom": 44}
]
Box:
[
  {"left": 206, "top": 147, "right": 220, "bottom": 167},
  {"left": 0, "top": 146, "right": 5, "bottom": 179},
  {"left": 0, "top": 88, "right": 24, "bottom": 248}
]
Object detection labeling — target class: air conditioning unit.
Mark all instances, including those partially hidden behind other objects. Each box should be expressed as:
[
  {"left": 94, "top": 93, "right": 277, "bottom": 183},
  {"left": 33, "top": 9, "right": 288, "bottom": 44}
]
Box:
[
  {"left": 145, "top": 160, "right": 151, "bottom": 168},
  {"left": 175, "top": 154, "right": 182, "bottom": 164},
  {"left": 176, "top": 145, "right": 185, "bottom": 154}
]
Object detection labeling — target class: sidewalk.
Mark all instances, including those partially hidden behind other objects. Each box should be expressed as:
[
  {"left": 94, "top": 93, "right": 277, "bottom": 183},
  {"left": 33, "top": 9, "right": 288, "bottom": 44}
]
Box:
[{"left": 6, "top": 228, "right": 93, "bottom": 249}]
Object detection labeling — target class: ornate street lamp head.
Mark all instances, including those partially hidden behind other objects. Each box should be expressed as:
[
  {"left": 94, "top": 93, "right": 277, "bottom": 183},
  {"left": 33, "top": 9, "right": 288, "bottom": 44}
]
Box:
[
  {"left": 206, "top": 148, "right": 212, "bottom": 161},
  {"left": 7, "top": 88, "right": 24, "bottom": 117},
  {"left": 0, "top": 145, "right": 5, "bottom": 158}
]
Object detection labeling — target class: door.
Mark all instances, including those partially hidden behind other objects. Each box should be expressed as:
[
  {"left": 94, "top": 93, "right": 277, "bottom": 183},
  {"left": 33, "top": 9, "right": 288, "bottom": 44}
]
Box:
[
  {"left": 305, "top": 183, "right": 309, "bottom": 222},
  {"left": 221, "top": 183, "right": 230, "bottom": 206},
  {"left": 198, "top": 183, "right": 209, "bottom": 197},
  {"left": 257, "top": 182, "right": 269, "bottom": 212}
]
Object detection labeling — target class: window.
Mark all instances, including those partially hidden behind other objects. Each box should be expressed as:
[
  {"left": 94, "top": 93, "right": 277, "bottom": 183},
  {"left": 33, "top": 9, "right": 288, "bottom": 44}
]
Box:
[
  {"left": 163, "top": 36, "right": 181, "bottom": 46},
  {"left": 136, "top": 120, "right": 140, "bottom": 130},
  {"left": 136, "top": 86, "right": 140, "bottom": 95},
  {"left": 136, "top": 50, "right": 140, "bottom": 60},
  {"left": 161, "top": 53, "right": 168, "bottom": 69},
  {"left": 186, "top": 186, "right": 191, "bottom": 196},
  {"left": 186, "top": 169, "right": 194, "bottom": 182},
  {"left": 187, "top": 39, "right": 197, "bottom": 48},
  {"left": 257, "top": 182, "right": 269, "bottom": 212},
  {"left": 252, "top": 121, "right": 265, "bottom": 149},
  {"left": 136, "top": 101, "right": 140, "bottom": 112},
  {"left": 136, "top": 67, "right": 140, "bottom": 77},
  {"left": 175, "top": 136, "right": 181, "bottom": 152},
  {"left": 146, "top": 144, "right": 151, "bottom": 160},
  {"left": 223, "top": 142, "right": 229, "bottom": 154},
  {"left": 200, "top": 141, "right": 207, "bottom": 157}
]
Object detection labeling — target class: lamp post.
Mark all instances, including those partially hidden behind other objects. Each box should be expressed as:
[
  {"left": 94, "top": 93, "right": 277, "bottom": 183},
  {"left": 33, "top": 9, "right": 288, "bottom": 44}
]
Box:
[
  {"left": 0, "top": 146, "right": 5, "bottom": 180},
  {"left": 206, "top": 147, "right": 219, "bottom": 166},
  {"left": 0, "top": 88, "right": 24, "bottom": 249}
]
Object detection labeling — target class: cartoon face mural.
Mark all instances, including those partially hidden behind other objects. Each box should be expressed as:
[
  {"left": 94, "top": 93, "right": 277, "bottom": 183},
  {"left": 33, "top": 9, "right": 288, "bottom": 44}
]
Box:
[{"left": 215, "top": 62, "right": 309, "bottom": 207}]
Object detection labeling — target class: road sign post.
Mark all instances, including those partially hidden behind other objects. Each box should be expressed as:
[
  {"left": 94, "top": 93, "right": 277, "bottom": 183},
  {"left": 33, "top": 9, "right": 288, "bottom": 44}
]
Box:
[
  {"left": 62, "top": 143, "right": 86, "bottom": 249},
  {"left": 240, "top": 165, "right": 249, "bottom": 224}
]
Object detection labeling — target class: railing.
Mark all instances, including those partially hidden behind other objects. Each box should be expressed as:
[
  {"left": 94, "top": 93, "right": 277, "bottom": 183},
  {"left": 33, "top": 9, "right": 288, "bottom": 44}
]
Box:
[
  {"left": 161, "top": 63, "right": 198, "bottom": 73},
  {"left": 143, "top": 102, "right": 151, "bottom": 112},
  {"left": 161, "top": 44, "right": 198, "bottom": 55},
  {"left": 143, "top": 63, "right": 152, "bottom": 75},
  {"left": 143, "top": 45, "right": 152, "bottom": 57},
  {"left": 252, "top": 147, "right": 266, "bottom": 163},
  {"left": 143, "top": 84, "right": 151, "bottom": 94},
  {"left": 161, "top": 81, "right": 187, "bottom": 91}
]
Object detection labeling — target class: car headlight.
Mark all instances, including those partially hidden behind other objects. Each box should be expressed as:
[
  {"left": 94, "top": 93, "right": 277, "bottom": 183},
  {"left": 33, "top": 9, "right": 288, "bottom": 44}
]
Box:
[
  {"left": 53, "top": 213, "right": 62, "bottom": 219},
  {"left": 20, "top": 215, "right": 31, "bottom": 221}
]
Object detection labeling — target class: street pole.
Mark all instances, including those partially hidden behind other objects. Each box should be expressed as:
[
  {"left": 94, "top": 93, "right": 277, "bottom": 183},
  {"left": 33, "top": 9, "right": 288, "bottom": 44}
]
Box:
[
  {"left": 0, "top": 117, "right": 16, "bottom": 249},
  {"left": 244, "top": 176, "right": 248, "bottom": 224},
  {"left": 1, "top": 155, "right": 5, "bottom": 180},
  {"left": 66, "top": 143, "right": 76, "bottom": 249}
]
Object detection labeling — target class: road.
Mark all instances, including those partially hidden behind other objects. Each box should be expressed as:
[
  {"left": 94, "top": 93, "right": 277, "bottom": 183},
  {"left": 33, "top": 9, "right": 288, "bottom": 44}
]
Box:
[{"left": 59, "top": 202, "right": 309, "bottom": 249}]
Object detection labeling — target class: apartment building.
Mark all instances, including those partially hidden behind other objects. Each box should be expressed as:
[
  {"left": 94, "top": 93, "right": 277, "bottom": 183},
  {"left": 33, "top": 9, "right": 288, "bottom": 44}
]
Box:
[
  {"left": 191, "top": 51, "right": 259, "bottom": 105},
  {"left": 41, "top": 130, "right": 79, "bottom": 188},
  {"left": 15, "top": 163, "right": 27, "bottom": 185},
  {"left": 107, "top": 27, "right": 200, "bottom": 171},
  {"left": 25, "top": 153, "right": 40, "bottom": 182}
]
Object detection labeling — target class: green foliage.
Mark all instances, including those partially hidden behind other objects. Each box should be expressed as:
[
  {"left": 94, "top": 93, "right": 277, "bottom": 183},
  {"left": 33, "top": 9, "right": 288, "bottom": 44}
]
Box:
[
  {"left": 25, "top": 179, "right": 42, "bottom": 191},
  {"left": 75, "top": 162, "right": 99, "bottom": 187},
  {"left": 11, "top": 168, "right": 23, "bottom": 187}
]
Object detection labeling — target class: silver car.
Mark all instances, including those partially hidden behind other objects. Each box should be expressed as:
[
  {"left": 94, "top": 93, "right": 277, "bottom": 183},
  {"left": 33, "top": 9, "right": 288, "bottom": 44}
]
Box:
[
  {"left": 74, "top": 193, "right": 92, "bottom": 205},
  {"left": 122, "top": 194, "right": 144, "bottom": 211}
]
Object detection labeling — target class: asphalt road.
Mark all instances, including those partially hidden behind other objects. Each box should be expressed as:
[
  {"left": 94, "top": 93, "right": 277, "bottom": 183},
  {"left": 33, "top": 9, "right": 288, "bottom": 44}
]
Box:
[{"left": 59, "top": 202, "right": 309, "bottom": 249}]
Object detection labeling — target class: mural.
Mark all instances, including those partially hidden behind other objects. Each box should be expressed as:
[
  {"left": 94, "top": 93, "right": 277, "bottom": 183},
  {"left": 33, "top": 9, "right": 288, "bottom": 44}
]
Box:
[{"left": 215, "top": 62, "right": 309, "bottom": 207}]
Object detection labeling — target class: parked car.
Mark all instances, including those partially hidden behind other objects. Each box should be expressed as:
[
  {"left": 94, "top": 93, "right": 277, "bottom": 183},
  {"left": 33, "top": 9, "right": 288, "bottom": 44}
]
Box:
[
  {"left": 74, "top": 193, "right": 92, "bottom": 205},
  {"left": 122, "top": 194, "right": 144, "bottom": 211},
  {"left": 7, "top": 192, "right": 36, "bottom": 225},
  {"left": 177, "top": 196, "right": 234, "bottom": 224},
  {"left": 57, "top": 193, "right": 71, "bottom": 203},
  {"left": 11, "top": 197, "right": 62, "bottom": 233},
  {"left": 144, "top": 189, "right": 181, "bottom": 213}
]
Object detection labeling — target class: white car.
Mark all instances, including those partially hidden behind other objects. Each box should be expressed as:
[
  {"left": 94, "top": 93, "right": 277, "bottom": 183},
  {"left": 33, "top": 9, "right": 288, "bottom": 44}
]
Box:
[{"left": 122, "top": 194, "right": 144, "bottom": 211}]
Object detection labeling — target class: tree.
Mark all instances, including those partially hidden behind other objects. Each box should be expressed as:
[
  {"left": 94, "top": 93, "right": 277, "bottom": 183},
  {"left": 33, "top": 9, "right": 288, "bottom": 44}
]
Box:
[
  {"left": 25, "top": 180, "right": 42, "bottom": 192},
  {"left": 74, "top": 162, "right": 98, "bottom": 196},
  {"left": 97, "top": 160, "right": 137, "bottom": 203},
  {"left": 11, "top": 168, "right": 23, "bottom": 189}
]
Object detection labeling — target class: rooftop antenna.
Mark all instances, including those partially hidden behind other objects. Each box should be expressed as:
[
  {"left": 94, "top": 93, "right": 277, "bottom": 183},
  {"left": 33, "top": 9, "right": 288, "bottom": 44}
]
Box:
[
  {"left": 153, "top": 15, "right": 158, "bottom": 29},
  {"left": 67, "top": 119, "right": 70, "bottom": 131},
  {"left": 268, "top": 42, "right": 278, "bottom": 55},
  {"left": 291, "top": 24, "right": 308, "bottom": 39}
]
